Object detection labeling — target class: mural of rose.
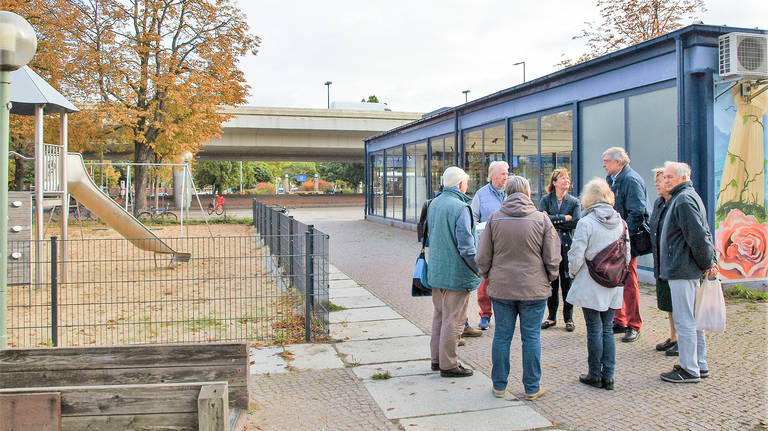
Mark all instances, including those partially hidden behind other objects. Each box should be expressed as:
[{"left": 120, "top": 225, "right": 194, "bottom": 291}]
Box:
[{"left": 716, "top": 209, "right": 768, "bottom": 279}]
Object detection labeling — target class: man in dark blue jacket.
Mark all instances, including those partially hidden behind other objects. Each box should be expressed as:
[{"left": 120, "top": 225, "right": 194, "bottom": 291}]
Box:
[
  {"left": 602, "top": 147, "right": 649, "bottom": 342},
  {"left": 659, "top": 162, "right": 718, "bottom": 383}
]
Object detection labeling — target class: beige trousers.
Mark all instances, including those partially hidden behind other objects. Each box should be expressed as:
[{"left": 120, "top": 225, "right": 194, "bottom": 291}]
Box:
[{"left": 430, "top": 288, "right": 470, "bottom": 370}]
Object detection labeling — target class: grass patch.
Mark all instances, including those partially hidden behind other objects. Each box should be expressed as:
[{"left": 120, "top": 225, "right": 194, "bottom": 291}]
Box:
[
  {"left": 371, "top": 371, "right": 392, "bottom": 380},
  {"left": 724, "top": 284, "right": 768, "bottom": 302},
  {"left": 328, "top": 301, "right": 347, "bottom": 312}
]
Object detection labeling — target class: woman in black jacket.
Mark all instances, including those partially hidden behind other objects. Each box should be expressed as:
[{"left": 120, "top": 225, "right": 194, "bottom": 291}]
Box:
[
  {"left": 649, "top": 168, "right": 677, "bottom": 355},
  {"left": 539, "top": 168, "right": 581, "bottom": 332}
]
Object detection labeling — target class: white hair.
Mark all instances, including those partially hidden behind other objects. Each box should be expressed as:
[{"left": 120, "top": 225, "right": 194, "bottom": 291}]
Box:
[
  {"left": 487, "top": 161, "right": 509, "bottom": 182},
  {"left": 505, "top": 175, "right": 531, "bottom": 195},
  {"left": 664, "top": 161, "right": 691, "bottom": 180},
  {"left": 602, "top": 147, "right": 630, "bottom": 166}
]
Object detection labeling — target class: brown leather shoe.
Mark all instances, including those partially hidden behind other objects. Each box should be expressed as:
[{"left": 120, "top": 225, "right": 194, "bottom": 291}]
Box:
[
  {"left": 462, "top": 326, "right": 482, "bottom": 337},
  {"left": 457, "top": 338, "right": 466, "bottom": 346},
  {"left": 440, "top": 364, "right": 473, "bottom": 377}
]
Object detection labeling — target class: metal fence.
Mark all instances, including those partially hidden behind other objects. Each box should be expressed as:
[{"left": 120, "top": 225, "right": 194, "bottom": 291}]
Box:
[
  {"left": 7, "top": 229, "right": 329, "bottom": 347},
  {"left": 252, "top": 200, "right": 330, "bottom": 341}
]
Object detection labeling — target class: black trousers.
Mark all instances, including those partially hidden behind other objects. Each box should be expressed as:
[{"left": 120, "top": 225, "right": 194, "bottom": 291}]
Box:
[{"left": 547, "top": 250, "right": 572, "bottom": 323}]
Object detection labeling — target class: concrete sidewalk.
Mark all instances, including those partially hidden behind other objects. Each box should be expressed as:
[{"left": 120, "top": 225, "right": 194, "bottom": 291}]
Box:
[{"left": 247, "top": 265, "right": 558, "bottom": 431}]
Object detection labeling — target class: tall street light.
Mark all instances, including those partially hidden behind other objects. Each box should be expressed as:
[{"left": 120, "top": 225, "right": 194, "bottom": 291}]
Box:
[
  {"left": 462, "top": 89, "right": 470, "bottom": 103},
  {"left": 514, "top": 61, "right": 526, "bottom": 83},
  {"left": 324, "top": 81, "right": 332, "bottom": 109},
  {"left": 0, "top": 11, "right": 37, "bottom": 348}
]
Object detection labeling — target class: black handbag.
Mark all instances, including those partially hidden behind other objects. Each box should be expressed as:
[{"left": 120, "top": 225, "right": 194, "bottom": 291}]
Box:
[{"left": 629, "top": 224, "right": 652, "bottom": 258}]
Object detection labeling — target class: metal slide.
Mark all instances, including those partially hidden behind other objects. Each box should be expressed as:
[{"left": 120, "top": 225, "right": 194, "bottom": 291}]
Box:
[{"left": 66, "top": 152, "right": 191, "bottom": 261}]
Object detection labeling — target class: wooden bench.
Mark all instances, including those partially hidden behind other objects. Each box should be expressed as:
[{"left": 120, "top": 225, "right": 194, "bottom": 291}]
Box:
[
  {"left": 0, "top": 343, "right": 250, "bottom": 430},
  {"left": 0, "top": 342, "right": 250, "bottom": 409},
  {"left": 0, "top": 381, "right": 229, "bottom": 431}
]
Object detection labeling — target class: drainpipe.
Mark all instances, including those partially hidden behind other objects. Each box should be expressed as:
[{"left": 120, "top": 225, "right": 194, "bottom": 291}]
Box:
[{"left": 675, "top": 35, "right": 685, "bottom": 162}]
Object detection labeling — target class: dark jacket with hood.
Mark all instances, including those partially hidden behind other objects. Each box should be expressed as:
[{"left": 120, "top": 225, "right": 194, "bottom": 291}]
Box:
[
  {"left": 476, "top": 192, "right": 561, "bottom": 301},
  {"left": 659, "top": 181, "right": 717, "bottom": 280}
]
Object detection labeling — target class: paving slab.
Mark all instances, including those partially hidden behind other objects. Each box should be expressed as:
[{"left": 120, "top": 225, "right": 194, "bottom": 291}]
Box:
[
  {"left": 249, "top": 346, "right": 288, "bottom": 374},
  {"left": 330, "top": 272, "right": 349, "bottom": 280},
  {"left": 331, "top": 293, "right": 386, "bottom": 309},
  {"left": 400, "top": 406, "right": 553, "bottom": 430},
  {"left": 335, "top": 335, "right": 431, "bottom": 365},
  {"left": 330, "top": 306, "right": 402, "bottom": 323},
  {"left": 364, "top": 372, "right": 523, "bottom": 419},
  {"left": 352, "top": 360, "right": 435, "bottom": 380},
  {"left": 330, "top": 278, "right": 361, "bottom": 289},
  {"left": 331, "top": 319, "right": 424, "bottom": 341},
  {"left": 284, "top": 343, "right": 344, "bottom": 370},
  {"left": 329, "top": 286, "right": 369, "bottom": 299}
]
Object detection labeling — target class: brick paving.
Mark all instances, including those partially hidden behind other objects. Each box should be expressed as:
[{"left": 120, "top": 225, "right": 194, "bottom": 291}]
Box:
[
  {"left": 246, "top": 368, "right": 400, "bottom": 431},
  {"left": 308, "top": 212, "right": 768, "bottom": 431}
]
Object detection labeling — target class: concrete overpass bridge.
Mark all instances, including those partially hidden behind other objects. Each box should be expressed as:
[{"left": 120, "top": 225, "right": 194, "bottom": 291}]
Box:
[{"left": 197, "top": 106, "right": 422, "bottom": 162}]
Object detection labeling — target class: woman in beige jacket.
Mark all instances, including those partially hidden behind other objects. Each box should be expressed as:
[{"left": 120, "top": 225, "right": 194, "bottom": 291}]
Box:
[{"left": 476, "top": 175, "right": 561, "bottom": 401}]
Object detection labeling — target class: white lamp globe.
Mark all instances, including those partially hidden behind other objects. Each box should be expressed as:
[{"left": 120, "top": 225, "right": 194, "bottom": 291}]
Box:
[{"left": 0, "top": 11, "right": 37, "bottom": 71}]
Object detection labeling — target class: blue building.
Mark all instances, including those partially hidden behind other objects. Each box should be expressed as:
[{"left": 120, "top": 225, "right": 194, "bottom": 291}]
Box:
[{"left": 364, "top": 24, "right": 768, "bottom": 283}]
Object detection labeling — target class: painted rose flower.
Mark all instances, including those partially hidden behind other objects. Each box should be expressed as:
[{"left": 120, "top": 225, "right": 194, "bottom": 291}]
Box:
[{"left": 716, "top": 209, "right": 768, "bottom": 279}]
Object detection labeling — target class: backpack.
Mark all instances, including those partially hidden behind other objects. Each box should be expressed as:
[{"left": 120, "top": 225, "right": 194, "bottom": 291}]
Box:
[
  {"left": 417, "top": 199, "right": 432, "bottom": 245},
  {"left": 586, "top": 221, "right": 630, "bottom": 288}
]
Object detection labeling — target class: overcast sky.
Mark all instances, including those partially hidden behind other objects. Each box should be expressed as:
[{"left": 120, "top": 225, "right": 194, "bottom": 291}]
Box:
[{"left": 238, "top": 0, "right": 767, "bottom": 113}]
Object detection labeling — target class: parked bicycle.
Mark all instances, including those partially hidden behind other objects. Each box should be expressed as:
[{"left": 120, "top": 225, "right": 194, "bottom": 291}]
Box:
[
  {"left": 207, "top": 194, "right": 226, "bottom": 216},
  {"left": 137, "top": 207, "right": 178, "bottom": 225}
]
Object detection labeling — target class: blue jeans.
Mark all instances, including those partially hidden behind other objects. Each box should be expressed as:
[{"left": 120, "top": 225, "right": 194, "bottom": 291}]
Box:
[
  {"left": 490, "top": 298, "right": 546, "bottom": 395},
  {"left": 582, "top": 307, "right": 616, "bottom": 380}
]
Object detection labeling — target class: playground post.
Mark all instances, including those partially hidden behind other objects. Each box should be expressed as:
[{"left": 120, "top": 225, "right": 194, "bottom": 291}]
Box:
[{"left": 0, "top": 11, "right": 37, "bottom": 348}]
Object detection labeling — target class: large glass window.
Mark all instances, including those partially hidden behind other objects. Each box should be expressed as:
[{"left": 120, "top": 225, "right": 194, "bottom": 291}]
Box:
[
  {"left": 385, "top": 147, "right": 403, "bottom": 220},
  {"left": 371, "top": 152, "right": 384, "bottom": 216},
  {"left": 463, "top": 129, "right": 483, "bottom": 193},
  {"left": 405, "top": 141, "right": 428, "bottom": 222},
  {"left": 581, "top": 98, "right": 625, "bottom": 185},
  {"left": 445, "top": 136, "right": 456, "bottom": 169},
  {"left": 511, "top": 118, "right": 540, "bottom": 202},
  {"left": 541, "top": 111, "right": 574, "bottom": 196},
  {"left": 484, "top": 124, "right": 506, "bottom": 186},
  {"left": 430, "top": 137, "right": 444, "bottom": 197}
]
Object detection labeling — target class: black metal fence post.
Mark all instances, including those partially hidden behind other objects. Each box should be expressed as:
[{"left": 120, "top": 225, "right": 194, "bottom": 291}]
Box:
[
  {"left": 304, "top": 225, "right": 315, "bottom": 342},
  {"left": 276, "top": 213, "right": 282, "bottom": 268},
  {"left": 288, "top": 216, "right": 294, "bottom": 289},
  {"left": 50, "top": 236, "right": 58, "bottom": 347},
  {"left": 252, "top": 199, "right": 257, "bottom": 229}
]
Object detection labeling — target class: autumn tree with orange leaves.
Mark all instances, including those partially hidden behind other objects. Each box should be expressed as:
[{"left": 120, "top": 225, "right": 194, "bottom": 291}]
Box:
[
  {"left": 559, "top": 0, "right": 705, "bottom": 67},
  {"left": 3, "top": 0, "right": 259, "bottom": 212}
]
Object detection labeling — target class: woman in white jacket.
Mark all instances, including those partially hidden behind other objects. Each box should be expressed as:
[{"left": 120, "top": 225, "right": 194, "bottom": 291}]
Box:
[{"left": 566, "top": 178, "right": 630, "bottom": 391}]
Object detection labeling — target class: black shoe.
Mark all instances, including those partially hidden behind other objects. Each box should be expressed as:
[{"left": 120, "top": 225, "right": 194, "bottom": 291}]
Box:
[
  {"left": 665, "top": 344, "right": 679, "bottom": 356},
  {"left": 661, "top": 366, "right": 700, "bottom": 383},
  {"left": 565, "top": 322, "right": 575, "bottom": 332},
  {"left": 613, "top": 323, "right": 628, "bottom": 334},
  {"left": 674, "top": 364, "right": 708, "bottom": 378},
  {"left": 602, "top": 378, "right": 614, "bottom": 390},
  {"left": 440, "top": 364, "right": 473, "bottom": 378},
  {"left": 656, "top": 338, "right": 677, "bottom": 351},
  {"left": 541, "top": 320, "right": 556, "bottom": 329},
  {"left": 621, "top": 328, "right": 640, "bottom": 342},
  {"left": 579, "top": 373, "right": 603, "bottom": 388},
  {"left": 431, "top": 362, "right": 440, "bottom": 371}
]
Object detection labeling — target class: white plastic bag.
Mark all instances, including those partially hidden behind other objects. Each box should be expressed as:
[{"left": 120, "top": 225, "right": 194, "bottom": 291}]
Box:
[{"left": 695, "top": 278, "right": 726, "bottom": 332}]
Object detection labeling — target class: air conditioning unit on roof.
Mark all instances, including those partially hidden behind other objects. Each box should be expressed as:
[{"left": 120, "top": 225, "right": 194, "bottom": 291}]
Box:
[{"left": 719, "top": 33, "right": 768, "bottom": 79}]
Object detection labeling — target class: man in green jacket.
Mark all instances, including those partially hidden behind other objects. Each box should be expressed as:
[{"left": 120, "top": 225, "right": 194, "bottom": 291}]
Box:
[{"left": 427, "top": 167, "right": 481, "bottom": 378}]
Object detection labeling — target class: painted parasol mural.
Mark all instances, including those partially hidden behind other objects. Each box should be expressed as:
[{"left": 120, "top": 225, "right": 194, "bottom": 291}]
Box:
[{"left": 714, "top": 81, "right": 768, "bottom": 280}]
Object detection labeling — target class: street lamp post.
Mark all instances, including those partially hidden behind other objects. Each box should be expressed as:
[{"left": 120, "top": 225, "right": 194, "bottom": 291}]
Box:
[
  {"left": 0, "top": 11, "right": 38, "bottom": 348},
  {"left": 462, "top": 89, "right": 470, "bottom": 103},
  {"left": 324, "top": 81, "right": 332, "bottom": 109},
  {"left": 514, "top": 61, "right": 526, "bottom": 83}
]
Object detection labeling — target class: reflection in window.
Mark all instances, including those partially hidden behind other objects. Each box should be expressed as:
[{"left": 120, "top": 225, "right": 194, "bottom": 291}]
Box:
[
  {"left": 430, "top": 137, "right": 444, "bottom": 197},
  {"left": 445, "top": 136, "right": 456, "bottom": 170},
  {"left": 405, "top": 142, "right": 428, "bottom": 222},
  {"left": 464, "top": 129, "right": 483, "bottom": 194},
  {"left": 371, "top": 152, "right": 384, "bottom": 216},
  {"left": 540, "top": 111, "right": 574, "bottom": 194},
  {"left": 484, "top": 124, "right": 506, "bottom": 187},
  {"left": 511, "top": 118, "right": 540, "bottom": 203},
  {"left": 386, "top": 147, "right": 403, "bottom": 220},
  {"left": 582, "top": 98, "right": 624, "bottom": 186}
]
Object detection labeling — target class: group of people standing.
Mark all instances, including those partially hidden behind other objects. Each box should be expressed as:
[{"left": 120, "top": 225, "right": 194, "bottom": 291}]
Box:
[{"left": 425, "top": 146, "right": 718, "bottom": 400}]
